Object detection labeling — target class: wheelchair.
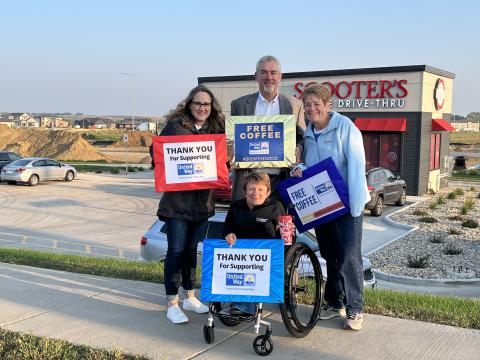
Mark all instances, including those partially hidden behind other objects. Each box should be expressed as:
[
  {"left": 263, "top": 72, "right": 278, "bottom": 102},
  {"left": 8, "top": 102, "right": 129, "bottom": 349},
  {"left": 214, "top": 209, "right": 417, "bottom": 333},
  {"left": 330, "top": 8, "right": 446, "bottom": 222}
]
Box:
[{"left": 203, "top": 241, "right": 323, "bottom": 356}]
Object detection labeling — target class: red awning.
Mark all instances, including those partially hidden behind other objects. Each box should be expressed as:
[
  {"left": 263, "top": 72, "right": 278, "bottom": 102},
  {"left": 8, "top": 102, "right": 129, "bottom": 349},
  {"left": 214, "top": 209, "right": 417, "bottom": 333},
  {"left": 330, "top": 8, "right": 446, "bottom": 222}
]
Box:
[
  {"left": 432, "top": 118, "right": 455, "bottom": 132},
  {"left": 354, "top": 118, "right": 406, "bottom": 132}
]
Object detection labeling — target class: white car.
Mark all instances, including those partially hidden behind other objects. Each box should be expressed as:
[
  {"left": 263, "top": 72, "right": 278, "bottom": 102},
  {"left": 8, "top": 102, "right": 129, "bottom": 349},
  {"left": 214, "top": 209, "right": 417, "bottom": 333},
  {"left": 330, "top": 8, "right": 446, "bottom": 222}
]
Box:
[
  {"left": 1, "top": 157, "right": 77, "bottom": 186},
  {"left": 139, "top": 211, "right": 376, "bottom": 288}
]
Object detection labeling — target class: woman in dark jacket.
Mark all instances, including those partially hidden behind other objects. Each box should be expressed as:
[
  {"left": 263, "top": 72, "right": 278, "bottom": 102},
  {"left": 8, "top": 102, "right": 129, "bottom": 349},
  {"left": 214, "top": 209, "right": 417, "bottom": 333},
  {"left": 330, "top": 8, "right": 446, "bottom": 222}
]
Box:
[{"left": 157, "top": 85, "right": 225, "bottom": 324}]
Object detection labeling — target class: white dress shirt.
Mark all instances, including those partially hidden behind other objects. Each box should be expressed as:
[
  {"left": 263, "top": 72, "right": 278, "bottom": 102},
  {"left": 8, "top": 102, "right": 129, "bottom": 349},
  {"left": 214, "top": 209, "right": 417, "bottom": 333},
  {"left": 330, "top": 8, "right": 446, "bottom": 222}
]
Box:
[{"left": 255, "top": 92, "right": 280, "bottom": 116}]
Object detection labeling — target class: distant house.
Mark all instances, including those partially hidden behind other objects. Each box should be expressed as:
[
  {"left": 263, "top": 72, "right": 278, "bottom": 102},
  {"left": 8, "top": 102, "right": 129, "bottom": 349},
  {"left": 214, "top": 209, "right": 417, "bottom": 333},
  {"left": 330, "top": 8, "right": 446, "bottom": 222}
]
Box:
[
  {"left": 8, "top": 112, "right": 33, "bottom": 127},
  {"left": 41, "top": 116, "right": 69, "bottom": 128},
  {"left": 94, "top": 118, "right": 116, "bottom": 129},
  {"left": 116, "top": 117, "right": 150, "bottom": 130},
  {"left": 0, "top": 114, "right": 16, "bottom": 128},
  {"left": 137, "top": 122, "right": 156, "bottom": 131}
]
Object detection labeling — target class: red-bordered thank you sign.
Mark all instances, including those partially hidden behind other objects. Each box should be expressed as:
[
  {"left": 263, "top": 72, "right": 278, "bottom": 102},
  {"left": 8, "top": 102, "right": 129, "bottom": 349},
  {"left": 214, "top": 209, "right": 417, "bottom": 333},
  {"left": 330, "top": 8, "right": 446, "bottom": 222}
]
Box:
[{"left": 153, "top": 134, "right": 229, "bottom": 192}]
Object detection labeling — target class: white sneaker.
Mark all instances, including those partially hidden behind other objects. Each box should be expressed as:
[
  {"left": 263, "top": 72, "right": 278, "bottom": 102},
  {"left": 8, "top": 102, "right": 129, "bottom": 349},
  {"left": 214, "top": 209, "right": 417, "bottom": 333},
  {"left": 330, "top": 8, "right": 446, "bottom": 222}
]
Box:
[
  {"left": 167, "top": 305, "right": 189, "bottom": 324},
  {"left": 183, "top": 297, "right": 209, "bottom": 314}
]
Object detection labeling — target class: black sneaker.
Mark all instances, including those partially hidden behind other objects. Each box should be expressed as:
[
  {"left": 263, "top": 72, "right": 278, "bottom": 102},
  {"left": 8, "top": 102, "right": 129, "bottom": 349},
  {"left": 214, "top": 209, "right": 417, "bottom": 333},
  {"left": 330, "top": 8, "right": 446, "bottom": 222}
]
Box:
[{"left": 318, "top": 305, "right": 347, "bottom": 320}]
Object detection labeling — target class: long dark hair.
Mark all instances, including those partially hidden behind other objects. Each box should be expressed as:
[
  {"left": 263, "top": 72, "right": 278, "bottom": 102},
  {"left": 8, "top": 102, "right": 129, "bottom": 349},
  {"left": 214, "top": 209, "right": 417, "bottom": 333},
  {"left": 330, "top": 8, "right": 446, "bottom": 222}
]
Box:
[{"left": 166, "top": 85, "right": 225, "bottom": 134}]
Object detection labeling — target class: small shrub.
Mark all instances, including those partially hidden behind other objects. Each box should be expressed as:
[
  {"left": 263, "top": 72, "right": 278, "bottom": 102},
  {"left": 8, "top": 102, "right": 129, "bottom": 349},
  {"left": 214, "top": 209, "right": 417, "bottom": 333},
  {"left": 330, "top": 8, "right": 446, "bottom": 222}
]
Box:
[
  {"left": 443, "top": 243, "right": 463, "bottom": 255},
  {"left": 449, "top": 227, "right": 462, "bottom": 235},
  {"left": 127, "top": 167, "right": 137, "bottom": 172},
  {"left": 455, "top": 188, "right": 464, "bottom": 196},
  {"left": 429, "top": 202, "right": 437, "bottom": 210},
  {"left": 428, "top": 188, "right": 436, "bottom": 195},
  {"left": 110, "top": 167, "right": 120, "bottom": 174},
  {"left": 447, "top": 192, "right": 457, "bottom": 200},
  {"left": 429, "top": 235, "right": 445, "bottom": 244},
  {"left": 461, "top": 199, "right": 475, "bottom": 215},
  {"left": 448, "top": 215, "right": 463, "bottom": 221},
  {"left": 419, "top": 216, "right": 438, "bottom": 223},
  {"left": 406, "top": 254, "right": 430, "bottom": 268},
  {"left": 468, "top": 169, "right": 479, "bottom": 176},
  {"left": 94, "top": 168, "right": 103, "bottom": 174},
  {"left": 437, "top": 196, "right": 447, "bottom": 205},
  {"left": 470, "top": 186, "right": 477, "bottom": 192},
  {"left": 137, "top": 167, "right": 145, "bottom": 172},
  {"left": 412, "top": 209, "right": 428, "bottom": 216},
  {"left": 461, "top": 219, "right": 479, "bottom": 228}
]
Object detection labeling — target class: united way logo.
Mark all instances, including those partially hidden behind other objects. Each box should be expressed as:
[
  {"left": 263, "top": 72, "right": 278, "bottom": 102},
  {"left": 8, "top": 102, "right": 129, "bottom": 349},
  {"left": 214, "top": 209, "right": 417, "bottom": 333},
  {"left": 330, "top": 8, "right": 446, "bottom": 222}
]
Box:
[
  {"left": 315, "top": 181, "right": 333, "bottom": 195},
  {"left": 249, "top": 142, "right": 269, "bottom": 155},
  {"left": 177, "top": 163, "right": 203, "bottom": 176},
  {"left": 226, "top": 273, "right": 244, "bottom": 286},
  {"left": 244, "top": 273, "right": 256, "bottom": 286}
]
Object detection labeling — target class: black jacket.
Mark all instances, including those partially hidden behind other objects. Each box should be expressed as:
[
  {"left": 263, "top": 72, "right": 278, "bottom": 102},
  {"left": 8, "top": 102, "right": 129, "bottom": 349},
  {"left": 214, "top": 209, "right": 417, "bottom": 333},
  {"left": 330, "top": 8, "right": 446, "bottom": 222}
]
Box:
[
  {"left": 156, "top": 116, "right": 222, "bottom": 222},
  {"left": 222, "top": 198, "right": 286, "bottom": 239}
]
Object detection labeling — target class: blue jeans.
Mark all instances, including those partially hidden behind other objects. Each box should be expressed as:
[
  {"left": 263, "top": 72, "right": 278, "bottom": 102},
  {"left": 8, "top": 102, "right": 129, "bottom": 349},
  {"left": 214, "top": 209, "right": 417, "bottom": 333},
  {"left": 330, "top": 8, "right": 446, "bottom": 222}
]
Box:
[
  {"left": 314, "top": 213, "right": 364, "bottom": 314},
  {"left": 231, "top": 302, "right": 256, "bottom": 315},
  {"left": 163, "top": 217, "right": 209, "bottom": 296}
]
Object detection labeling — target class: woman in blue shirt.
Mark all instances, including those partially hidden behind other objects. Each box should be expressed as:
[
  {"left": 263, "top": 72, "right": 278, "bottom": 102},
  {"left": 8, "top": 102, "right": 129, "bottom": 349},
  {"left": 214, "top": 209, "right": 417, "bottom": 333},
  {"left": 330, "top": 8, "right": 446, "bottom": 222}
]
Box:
[{"left": 291, "top": 84, "right": 370, "bottom": 331}]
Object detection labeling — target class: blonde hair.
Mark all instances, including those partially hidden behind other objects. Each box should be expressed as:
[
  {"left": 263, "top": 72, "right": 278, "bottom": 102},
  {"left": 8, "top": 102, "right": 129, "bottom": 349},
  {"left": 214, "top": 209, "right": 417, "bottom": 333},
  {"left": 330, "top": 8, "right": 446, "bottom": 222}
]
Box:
[
  {"left": 243, "top": 172, "right": 271, "bottom": 193},
  {"left": 301, "top": 83, "right": 332, "bottom": 105}
]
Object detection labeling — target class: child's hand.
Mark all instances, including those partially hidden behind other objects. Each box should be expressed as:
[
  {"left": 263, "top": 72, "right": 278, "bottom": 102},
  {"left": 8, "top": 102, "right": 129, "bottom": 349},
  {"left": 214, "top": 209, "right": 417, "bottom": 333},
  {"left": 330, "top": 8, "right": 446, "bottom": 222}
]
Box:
[{"left": 225, "top": 233, "right": 237, "bottom": 247}]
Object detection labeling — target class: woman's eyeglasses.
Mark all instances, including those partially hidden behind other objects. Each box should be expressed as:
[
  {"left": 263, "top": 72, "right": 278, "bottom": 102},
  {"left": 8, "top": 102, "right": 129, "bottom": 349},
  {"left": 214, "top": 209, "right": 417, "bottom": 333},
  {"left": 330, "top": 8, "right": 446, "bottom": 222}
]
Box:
[{"left": 191, "top": 101, "right": 211, "bottom": 109}]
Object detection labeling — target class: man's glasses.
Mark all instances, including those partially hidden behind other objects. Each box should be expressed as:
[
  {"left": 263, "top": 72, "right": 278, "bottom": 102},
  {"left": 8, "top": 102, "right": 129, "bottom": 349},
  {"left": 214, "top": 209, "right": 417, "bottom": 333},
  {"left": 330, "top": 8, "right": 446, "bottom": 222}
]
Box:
[{"left": 191, "top": 101, "right": 211, "bottom": 109}]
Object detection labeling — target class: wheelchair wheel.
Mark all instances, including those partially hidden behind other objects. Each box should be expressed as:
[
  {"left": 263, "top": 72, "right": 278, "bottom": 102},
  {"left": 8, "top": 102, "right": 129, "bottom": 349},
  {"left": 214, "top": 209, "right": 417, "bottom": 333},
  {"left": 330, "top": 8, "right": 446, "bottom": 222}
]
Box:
[
  {"left": 279, "top": 242, "right": 322, "bottom": 338},
  {"left": 253, "top": 335, "right": 273, "bottom": 356},
  {"left": 203, "top": 324, "right": 214, "bottom": 344}
]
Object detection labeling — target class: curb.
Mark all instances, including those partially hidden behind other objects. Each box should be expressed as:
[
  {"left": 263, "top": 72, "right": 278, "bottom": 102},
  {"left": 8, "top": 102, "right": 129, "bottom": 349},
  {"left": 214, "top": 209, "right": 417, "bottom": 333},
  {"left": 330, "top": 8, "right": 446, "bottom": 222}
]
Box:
[{"left": 374, "top": 269, "right": 480, "bottom": 286}]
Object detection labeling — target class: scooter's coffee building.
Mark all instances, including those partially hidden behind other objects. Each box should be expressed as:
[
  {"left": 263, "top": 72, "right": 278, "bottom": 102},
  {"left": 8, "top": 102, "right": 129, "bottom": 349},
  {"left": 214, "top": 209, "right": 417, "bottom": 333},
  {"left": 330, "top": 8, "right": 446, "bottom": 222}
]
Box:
[{"left": 199, "top": 65, "right": 455, "bottom": 196}]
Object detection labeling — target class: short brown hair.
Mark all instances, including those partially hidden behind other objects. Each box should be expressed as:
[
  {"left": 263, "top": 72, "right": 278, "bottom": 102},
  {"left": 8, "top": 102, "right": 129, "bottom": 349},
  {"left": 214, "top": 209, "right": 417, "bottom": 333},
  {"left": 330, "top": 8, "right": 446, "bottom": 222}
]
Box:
[
  {"left": 301, "top": 83, "right": 332, "bottom": 105},
  {"left": 243, "top": 172, "right": 271, "bottom": 192}
]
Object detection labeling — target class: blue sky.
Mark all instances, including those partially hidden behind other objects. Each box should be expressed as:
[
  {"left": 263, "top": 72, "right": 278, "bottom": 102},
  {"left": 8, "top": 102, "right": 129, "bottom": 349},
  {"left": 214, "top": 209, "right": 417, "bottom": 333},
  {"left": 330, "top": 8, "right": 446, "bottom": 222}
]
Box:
[{"left": 0, "top": 0, "right": 478, "bottom": 116}]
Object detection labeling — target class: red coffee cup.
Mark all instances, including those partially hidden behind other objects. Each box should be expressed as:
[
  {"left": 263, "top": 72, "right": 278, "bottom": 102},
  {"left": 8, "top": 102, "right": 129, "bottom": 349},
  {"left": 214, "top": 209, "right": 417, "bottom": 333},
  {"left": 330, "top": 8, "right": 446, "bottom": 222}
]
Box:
[{"left": 278, "top": 215, "right": 294, "bottom": 245}]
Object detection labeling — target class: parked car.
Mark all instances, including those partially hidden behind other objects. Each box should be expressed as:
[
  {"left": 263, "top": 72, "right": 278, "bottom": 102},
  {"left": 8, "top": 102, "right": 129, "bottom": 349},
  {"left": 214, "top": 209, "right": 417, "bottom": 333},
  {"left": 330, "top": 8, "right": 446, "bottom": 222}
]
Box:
[
  {"left": 365, "top": 167, "right": 407, "bottom": 216},
  {"left": 0, "top": 157, "right": 77, "bottom": 186},
  {"left": 0, "top": 151, "right": 22, "bottom": 175},
  {"left": 139, "top": 211, "right": 376, "bottom": 288}
]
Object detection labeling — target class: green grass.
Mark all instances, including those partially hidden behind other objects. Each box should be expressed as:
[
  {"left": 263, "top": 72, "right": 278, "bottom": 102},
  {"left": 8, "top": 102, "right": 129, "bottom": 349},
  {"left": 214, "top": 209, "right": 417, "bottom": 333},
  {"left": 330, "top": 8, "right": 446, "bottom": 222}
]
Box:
[
  {"left": 0, "top": 328, "right": 148, "bottom": 360},
  {"left": 0, "top": 248, "right": 479, "bottom": 330},
  {"left": 364, "top": 288, "right": 480, "bottom": 329},
  {"left": 0, "top": 248, "right": 168, "bottom": 284},
  {"left": 450, "top": 131, "right": 480, "bottom": 145},
  {"left": 450, "top": 171, "right": 480, "bottom": 182}
]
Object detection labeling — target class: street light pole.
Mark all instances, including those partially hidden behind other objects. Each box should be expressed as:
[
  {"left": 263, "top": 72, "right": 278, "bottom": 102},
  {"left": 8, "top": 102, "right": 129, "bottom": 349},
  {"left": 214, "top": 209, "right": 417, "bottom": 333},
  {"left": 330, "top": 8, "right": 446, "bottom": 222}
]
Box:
[{"left": 120, "top": 72, "right": 135, "bottom": 130}]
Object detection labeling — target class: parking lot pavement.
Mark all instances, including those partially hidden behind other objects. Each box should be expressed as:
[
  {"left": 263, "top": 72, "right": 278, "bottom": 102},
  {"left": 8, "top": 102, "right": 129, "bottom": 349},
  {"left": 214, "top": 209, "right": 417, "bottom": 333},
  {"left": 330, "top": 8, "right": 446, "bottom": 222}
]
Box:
[
  {"left": 0, "top": 172, "right": 160, "bottom": 258},
  {"left": 1, "top": 263, "right": 479, "bottom": 360}
]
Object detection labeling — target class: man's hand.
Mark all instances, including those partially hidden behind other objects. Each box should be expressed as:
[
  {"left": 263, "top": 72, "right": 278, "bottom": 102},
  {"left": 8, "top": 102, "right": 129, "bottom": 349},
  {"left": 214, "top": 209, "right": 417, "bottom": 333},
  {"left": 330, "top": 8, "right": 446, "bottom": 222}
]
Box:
[{"left": 225, "top": 233, "right": 237, "bottom": 247}]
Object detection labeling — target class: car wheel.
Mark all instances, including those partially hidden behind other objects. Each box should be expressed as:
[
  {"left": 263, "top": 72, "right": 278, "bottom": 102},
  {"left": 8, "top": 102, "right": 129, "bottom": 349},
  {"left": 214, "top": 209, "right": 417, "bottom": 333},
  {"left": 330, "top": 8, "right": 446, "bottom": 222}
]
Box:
[
  {"left": 371, "top": 196, "right": 383, "bottom": 216},
  {"left": 28, "top": 174, "right": 39, "bottom": 186},
  {"left": 7, "top": 181, "right": 17, "bottom": 185},
  {"left": 395, "top": 188, "right": 406, "bottom": 206},
  {"left": 64, "top": 170, "right": 74, "bottom": 182}
]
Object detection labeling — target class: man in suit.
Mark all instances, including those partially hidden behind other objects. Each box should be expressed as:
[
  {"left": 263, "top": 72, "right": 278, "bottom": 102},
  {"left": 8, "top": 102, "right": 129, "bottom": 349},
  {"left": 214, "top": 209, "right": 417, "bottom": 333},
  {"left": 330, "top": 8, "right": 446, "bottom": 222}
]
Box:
[{"left": 230, "top": 55, "right": 305, "bottom": 201}]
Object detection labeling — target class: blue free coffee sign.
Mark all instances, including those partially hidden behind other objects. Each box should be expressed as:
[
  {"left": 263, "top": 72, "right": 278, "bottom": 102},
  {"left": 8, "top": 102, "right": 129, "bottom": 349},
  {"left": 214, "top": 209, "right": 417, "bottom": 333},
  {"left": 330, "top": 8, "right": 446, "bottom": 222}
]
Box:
[{"left": 234, "top": 123, "right": 284, "bottom": 162}]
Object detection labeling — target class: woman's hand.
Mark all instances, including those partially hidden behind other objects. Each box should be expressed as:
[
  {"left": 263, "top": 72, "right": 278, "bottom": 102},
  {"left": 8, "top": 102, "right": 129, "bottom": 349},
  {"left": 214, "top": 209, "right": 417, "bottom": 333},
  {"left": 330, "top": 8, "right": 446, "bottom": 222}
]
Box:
[
  {"left": 291, "top": 167, "right": 303, "bottom": 178},
  {"left": 225, "top": 233, "right": 237, "bottom": 247}
]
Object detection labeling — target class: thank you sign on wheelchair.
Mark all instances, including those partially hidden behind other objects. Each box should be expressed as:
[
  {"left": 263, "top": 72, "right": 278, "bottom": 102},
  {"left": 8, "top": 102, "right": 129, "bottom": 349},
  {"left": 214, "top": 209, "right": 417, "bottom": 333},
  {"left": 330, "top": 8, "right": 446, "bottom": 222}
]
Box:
[
  {"left": 278, "top": 157, "right": 350, "bottom": 233},
  {"left": 200, "top": 239, "right": 284, "bottom": 303}
]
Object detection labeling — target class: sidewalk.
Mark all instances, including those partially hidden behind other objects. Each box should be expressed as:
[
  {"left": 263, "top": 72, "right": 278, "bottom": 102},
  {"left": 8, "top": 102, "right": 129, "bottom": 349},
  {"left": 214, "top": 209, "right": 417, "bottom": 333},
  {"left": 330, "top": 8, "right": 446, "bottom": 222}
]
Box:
[{"left": 1, "top": 263, "right": 478, "bottom": 360}]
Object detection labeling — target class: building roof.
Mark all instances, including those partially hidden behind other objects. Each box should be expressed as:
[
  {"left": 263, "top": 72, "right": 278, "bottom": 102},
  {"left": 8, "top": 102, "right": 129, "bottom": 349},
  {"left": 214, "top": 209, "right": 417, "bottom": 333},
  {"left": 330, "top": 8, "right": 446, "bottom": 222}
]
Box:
[{"left": 198, "top": 65, "right": 455, "bottom": 83}]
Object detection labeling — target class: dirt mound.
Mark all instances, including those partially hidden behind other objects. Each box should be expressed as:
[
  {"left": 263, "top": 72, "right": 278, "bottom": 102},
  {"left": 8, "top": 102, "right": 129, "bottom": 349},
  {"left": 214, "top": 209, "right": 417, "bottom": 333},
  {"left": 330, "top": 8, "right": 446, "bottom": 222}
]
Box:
[
  {"left": 0, "top": 125, "right": 111, "bottom": 161},
  {"left": 109, "top": 131, "right": 153, "bottom": 148}
]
